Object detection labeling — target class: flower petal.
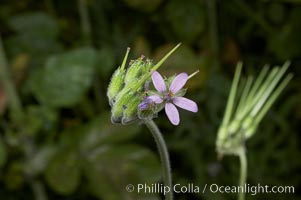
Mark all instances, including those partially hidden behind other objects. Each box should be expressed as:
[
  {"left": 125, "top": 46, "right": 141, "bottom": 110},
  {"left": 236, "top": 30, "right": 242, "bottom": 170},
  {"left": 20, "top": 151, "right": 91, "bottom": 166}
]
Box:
[
  {"left": 152, "top": 71, "right": 167, "bottom": 92},
  {"left": 165, "top": 103, "right": 180, "bottom": 125},
  {"left": 169, "top": 73, "right": 188, "bottom": 93},
  {"left": 138, "top": 101, "right": 149, "bottom": 110},
  {"left": 173, "top": 97, "right": 198, "bottom": 112},
  {"left": 148, "top": 95, "right": 163, "bottom": 104}
]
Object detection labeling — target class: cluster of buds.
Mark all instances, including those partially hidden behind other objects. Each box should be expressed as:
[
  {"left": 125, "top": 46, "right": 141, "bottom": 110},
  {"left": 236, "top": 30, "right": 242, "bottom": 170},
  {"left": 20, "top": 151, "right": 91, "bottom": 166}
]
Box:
[
  {"left": 216, "top": 61, "right": 293, "bottom": 156},
  {"left": 107, "top": 44, "right": 199, "bottom": 126},
  {"left": 107, "top": 44, "right": 181, "bottom": 125},
  {"left": 107, "top": 48, "right": 153, "bottom": 124}
]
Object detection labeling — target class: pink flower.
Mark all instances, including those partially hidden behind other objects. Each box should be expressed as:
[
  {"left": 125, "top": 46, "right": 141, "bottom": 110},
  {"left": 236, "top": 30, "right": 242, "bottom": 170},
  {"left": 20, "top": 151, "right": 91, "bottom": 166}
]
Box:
[{"left": 142, "top": 71, "right": 198, "bottom": 125}]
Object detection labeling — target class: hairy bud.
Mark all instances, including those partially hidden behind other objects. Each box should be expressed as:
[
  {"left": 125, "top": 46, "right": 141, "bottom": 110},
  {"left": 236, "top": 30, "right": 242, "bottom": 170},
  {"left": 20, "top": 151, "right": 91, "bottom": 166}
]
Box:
[{"left": 107, "top": 44, "right": 181, "bottom": 125}]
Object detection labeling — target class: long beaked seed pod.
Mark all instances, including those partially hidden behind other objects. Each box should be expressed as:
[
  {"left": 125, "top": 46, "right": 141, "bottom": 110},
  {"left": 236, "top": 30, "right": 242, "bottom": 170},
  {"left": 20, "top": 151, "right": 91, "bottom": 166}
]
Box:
[{"left": 216, "top": 61, "right": 292, "bottom": 156}]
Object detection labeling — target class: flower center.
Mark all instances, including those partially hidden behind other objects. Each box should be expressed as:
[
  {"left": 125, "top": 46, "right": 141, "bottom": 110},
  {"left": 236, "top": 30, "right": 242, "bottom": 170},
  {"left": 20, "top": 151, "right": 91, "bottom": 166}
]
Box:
[{"left": 164, "top": 90, "right": 174, "bottom": 102}]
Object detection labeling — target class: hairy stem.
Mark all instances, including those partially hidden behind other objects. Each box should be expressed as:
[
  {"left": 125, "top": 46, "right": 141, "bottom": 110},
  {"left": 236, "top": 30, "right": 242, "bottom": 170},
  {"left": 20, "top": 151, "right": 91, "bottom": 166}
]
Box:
[{"left": 143, "top": 119, "right": 173, "bottom": 200}]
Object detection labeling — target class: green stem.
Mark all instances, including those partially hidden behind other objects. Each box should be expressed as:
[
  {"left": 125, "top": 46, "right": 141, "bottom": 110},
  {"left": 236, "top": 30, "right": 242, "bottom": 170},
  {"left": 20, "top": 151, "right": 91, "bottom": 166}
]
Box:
[
  {"left": 0, "top": 35, "right": 23, "bottom": 122},
  {"left": 78, "top": 0, "right": 92, "bottom": 45},
  {"left": 238, "top": 147, "right": 247, "bottom": 200},
  {"left": 31, "top": 180, "right": 48, "bottom": 200},
  {"left": 234, "top": 0, "right": 274, "bottom": 34},
  {"left": 206, "top": 0, "right": 220, "bottom": 71},
  {"left": 0, "top": 35, "right": 48, "bottom": 200},
  {"left": 143, "top": 119, "right": 173, "bottom": 200}
]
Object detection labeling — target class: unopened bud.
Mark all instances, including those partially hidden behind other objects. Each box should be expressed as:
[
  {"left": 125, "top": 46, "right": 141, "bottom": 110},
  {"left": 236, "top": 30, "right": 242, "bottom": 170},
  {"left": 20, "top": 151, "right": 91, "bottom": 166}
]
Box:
[
  {"left": 110, "top": 88, "right": 134, "bottom": 123},
  {"left": 124, "top": 58, "right": 153, "bottom": 85},
  {"left": 107, "top": 68, "right": 125, "bottom": 105},
  {"left": 107, "top": 48, "right": 130, "bottom": 105},
  {"left": 122, "top": 96, "right": 141, "bottom": 125}
]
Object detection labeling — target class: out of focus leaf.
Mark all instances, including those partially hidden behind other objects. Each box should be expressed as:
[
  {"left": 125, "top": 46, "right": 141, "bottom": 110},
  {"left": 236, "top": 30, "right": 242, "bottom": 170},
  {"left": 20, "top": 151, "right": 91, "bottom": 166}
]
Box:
[
  {"left": 0, "top": 139, "right": 7, "bottom": 168},
  {"left": 57, "top": 112, "right": 141, "bottom": 151},
  {"left": 123, "top": 0, "right": 163, "bottom": 12},
  {"left": 30, "top": 48, "right": 97, "bottom": 107},
  {"left": 165, "top": 0, "right": 205, "bottom": 43},
  {"left": 45, "top": 149, "right": 81, "bottom": 195},
  {"left": 83, "top": 145, "right": 160, "bottom": 200},
  {"left": 153, "top": 44, "right": 199, "bottom": 73},
  {"left": 132, "top": 36, "right": 151, "bottom": 58},
  {"left": 95, "top": 46, "right": 116, "bottom": 77},
  {"left": 267, "top": 3, "right": 286, "bottom": 25},
  {"left": 9, "top": 12, "right": 59, "bottom": 38},
  {"left": 268, "top": 8, "right": 301, "bottom": 59},
  {"left": 80, "top": 112, "right": 141, "bottom": 151},
  {"left": 24, "top": 145, "right": 57, "bottom": 176},
  {"left": 6, "top": 12, "right": 61, "bottom": 58},
  {"left": 24, "top": 105, "right": 58, "bottom": 135},
  {"left": 4, "top": 161, "right": 24, "bottom": 190},
  {"left": 153, "top": 44, "right": 208, "bottom": 89},
  {"left": 11, "top": 53, "right": 30, "bottom": 84},
  {"left": 0, "top": 85, "right": 7, "bottom": 115}
]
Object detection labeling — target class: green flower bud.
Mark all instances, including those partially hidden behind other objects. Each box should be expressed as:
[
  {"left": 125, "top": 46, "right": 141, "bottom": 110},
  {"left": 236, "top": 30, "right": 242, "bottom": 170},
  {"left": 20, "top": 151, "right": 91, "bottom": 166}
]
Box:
[
  {"left": 107, "top": 44, "right": 181, "bottom": 125},
  {"left": 124, "top": 57, "right": 153, "bottom": 85},
  {"left": 107, "top": 48, "right": 130, "bottom": 105},
  {"left": 122, "top": 96, "right": 141, "bottom": 125},
  {"left": 110, "top": 88, "right": 134, "bottom": 123},
  {"left": 107, "top": 68, "right": 125, "bottom": 105}
]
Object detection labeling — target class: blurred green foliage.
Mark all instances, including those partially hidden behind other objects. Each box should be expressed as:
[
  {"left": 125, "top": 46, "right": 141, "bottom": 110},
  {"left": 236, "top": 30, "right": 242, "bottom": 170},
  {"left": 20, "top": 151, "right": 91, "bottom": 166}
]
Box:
[{"left": 0, "top": 0, "right": 300, "bottom": 200}]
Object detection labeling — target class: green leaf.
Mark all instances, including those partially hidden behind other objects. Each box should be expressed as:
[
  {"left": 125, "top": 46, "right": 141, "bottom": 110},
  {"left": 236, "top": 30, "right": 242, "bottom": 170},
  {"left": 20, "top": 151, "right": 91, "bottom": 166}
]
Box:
[
  {"left": 6, "top": 12, "right": 61, "bottom": 67},
  {"left": 96, "top": 46, "right": 116, "bottom": 77},
  {"left": 45, "top": 149, "right": 81, "bottom": 195},
  {"left": 31, "top": 48, "right": 97, "bottom": 107},
  {"left": 79, "top": 112, "right": 141, "bottom": 152},
  {"left": 24, "top": 145, "right": 57, "bottom": 176},
  {"left": 83, "top": 145, "right": 161, "bottom": 200},
  {"left": 165, "top": 0, "right": 205, "bottom": 43},
  {"left": 122, "top": 0, "right": 163, "bottom": 12},
  {"left": 9, "top": 12, "right": 59, "bottom": 38},
  {"left": 23, "top": 105, "right": 58, "bottom": 136}
]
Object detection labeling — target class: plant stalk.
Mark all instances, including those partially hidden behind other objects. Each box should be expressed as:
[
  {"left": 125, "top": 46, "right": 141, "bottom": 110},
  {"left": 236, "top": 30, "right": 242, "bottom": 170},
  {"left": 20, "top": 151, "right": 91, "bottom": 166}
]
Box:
[
  {"left": 143, "top": 119, "right": 173, "bottom": 200},
  {"left": 31, "top": 180, "right": 48, "bottom": 200},
  {"left": 0, "top": 35, "right": 23, "bottom": 121},
  {"left": 206, "top": 0, "right": 220, "bottom": 71},
  {"left": 0, "top": 34, "right": 48, "bottom": 200},
  {"left": 78, "top": 0, "right": 92, "bottom": 45},
  {"left": 238, "top": 147, "right": 247, "bottom": 200}
]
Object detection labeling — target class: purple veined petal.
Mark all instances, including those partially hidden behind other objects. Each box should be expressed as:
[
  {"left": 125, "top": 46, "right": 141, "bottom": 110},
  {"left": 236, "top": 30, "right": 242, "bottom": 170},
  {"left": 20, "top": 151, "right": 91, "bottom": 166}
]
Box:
[
  {"left": 173, "top": 97, "right": 198, "bottom": 112},
  {"left": 148, "top": 95, "right": 163, "bottom": 104},
  {"left": 169, "top": 73, "right": 188, "bottom": 93},
  {"left": 165, "top": 102, "right": 180, "bottom": 125},
  {"left": 152, "top": 71, "right": 167, "bottom": 93}
]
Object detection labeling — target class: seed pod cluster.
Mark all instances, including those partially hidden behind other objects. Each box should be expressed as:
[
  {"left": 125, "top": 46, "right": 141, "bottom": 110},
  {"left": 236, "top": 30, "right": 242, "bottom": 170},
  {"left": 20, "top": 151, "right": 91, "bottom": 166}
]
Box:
[{"left": 107, "top": 49, "right": 153, "bottom": 125}]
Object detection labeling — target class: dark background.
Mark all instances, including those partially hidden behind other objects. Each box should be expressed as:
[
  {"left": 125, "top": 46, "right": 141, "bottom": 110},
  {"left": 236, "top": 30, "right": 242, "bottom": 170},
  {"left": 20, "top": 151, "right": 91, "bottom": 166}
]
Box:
[{"left": 0, "top": 0, "right": 300, "bottom": 199}]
